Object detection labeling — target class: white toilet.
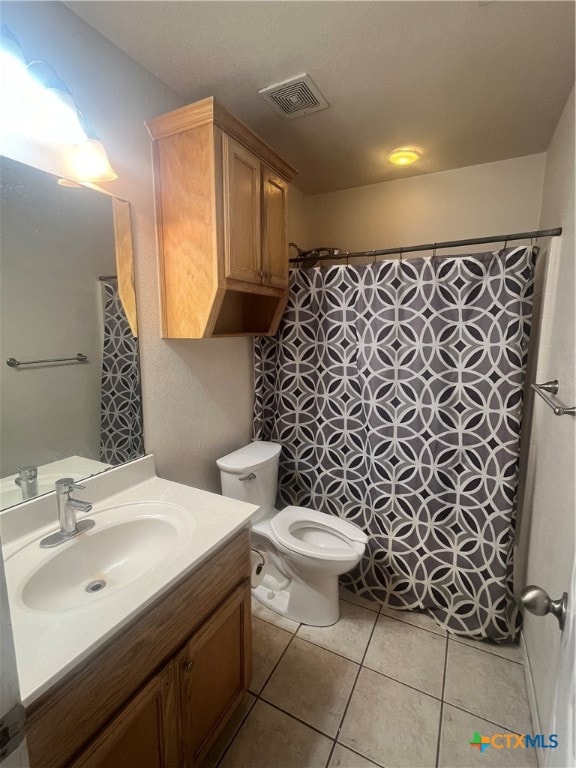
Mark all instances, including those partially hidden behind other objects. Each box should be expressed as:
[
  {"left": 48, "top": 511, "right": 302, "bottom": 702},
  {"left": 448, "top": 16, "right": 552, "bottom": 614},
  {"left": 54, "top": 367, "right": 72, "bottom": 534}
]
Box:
[{"left": 217, "top": 441, "right": 367, "bottom": 626}]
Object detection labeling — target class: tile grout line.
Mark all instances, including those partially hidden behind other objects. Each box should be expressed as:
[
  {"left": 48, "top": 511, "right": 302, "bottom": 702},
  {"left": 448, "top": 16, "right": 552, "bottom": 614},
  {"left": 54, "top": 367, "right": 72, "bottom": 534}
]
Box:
[
  {"left": 339, "top": 593, "right": 381, "bottom": 615},
  {"left": 341, "top": 591, "right": 448, "bottom": 638},
  {"left": 441, "top": 701, "right": 532, "bottom": 736},
  {"left": 434, "top": 631, "right": 451, "bottom": 768},
  {"left": 448, "top": 635, "right": 524, "bottom": 665},
  {"left": 330, "top": 742, "right": 385, "bottom": 768},
  {"left": 294, "top": 629, "right": 379, "bottom": 666},
  {"left": 343, "top": 661, "right": 445, "bottom": 703},
  {"left": 254, "top": 622, "right": 300, "bottom": 694},
  {"left": 323, "top": 608, "right": 383, "bottom": 768},
  {"left": 259, "top": 698, "right": 342, "bottom": 743},
  {"left": 378, "top": 612, "right": 448, "bottom": 638}
]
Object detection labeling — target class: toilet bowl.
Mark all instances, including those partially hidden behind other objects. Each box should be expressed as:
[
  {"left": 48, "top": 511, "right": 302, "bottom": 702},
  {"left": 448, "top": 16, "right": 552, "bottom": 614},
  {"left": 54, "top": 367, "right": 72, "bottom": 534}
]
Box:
[{"left": 217, "top": 441, "right": 367, "bottom": 626}]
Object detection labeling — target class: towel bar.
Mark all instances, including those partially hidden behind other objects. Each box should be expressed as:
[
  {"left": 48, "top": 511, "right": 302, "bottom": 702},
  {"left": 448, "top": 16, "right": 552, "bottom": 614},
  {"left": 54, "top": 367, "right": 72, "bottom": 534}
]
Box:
[
  {"left": 531, "top": 380, "right": 576, "bottom": 416},
  {"left": 6, "top": 353, "right": 88, "bottom": 368}
]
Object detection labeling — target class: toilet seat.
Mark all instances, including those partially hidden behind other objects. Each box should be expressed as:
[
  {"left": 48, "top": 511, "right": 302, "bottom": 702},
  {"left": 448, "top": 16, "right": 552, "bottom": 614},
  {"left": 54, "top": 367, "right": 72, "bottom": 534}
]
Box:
[{"left": 271, "top": 506, "right": 367, "bottom": 561}]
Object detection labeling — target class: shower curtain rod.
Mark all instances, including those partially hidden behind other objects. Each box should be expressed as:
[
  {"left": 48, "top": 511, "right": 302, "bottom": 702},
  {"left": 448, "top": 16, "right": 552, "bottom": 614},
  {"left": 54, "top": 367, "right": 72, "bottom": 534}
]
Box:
[{"left": 288, "top": 227, "right": 562, "bottom": 265}]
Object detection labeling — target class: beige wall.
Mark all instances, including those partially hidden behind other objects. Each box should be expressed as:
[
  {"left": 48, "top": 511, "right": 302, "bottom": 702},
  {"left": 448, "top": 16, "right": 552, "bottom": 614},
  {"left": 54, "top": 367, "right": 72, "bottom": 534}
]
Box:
[
  {"left": 2, "top": 2, "right": 255, "bottom": 493},
  {"left": 521, "top": 87, "right": 575, "bottom": 733},
  {"left": 307, "top": 154, "right": 546, "bottom": 252},
  {"left": 287, "top": 185, "right": 313, "bottom": 252}
]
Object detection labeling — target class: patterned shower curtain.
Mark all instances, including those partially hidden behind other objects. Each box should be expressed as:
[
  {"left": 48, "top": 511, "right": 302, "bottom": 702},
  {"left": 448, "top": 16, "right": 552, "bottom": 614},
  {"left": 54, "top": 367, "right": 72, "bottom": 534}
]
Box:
[
  {"left": 100, "top": 280, "right": 144, "bottom": 464},
  {"left": 254, "top": 246, "right": 536, "bottom": 641}
]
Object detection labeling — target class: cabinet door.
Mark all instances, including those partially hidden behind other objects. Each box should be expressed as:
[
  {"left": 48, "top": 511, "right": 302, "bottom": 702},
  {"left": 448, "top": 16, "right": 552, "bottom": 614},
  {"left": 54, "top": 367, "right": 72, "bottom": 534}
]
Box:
[
  {"left": 222, "top": 134, "right": 262, "bottom": 284},
  {"left": 261, "top": 168, "right": 288, "bottom": 288},
  {"left": 179, "top": 582, "right": 251, "bottom": 767},
  {"left": 71, "top": 663, "right": 180, "bottom": 768}
]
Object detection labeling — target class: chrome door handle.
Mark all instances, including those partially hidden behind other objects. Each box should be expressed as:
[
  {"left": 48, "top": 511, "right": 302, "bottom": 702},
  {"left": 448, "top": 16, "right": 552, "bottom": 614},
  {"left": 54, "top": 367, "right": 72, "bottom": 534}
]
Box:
[
  {"left": 238, "top": 473, "right": 256, "bottom": 482},
  {"left": 520, "top": 585, "right": 568, "bottom": 630}
]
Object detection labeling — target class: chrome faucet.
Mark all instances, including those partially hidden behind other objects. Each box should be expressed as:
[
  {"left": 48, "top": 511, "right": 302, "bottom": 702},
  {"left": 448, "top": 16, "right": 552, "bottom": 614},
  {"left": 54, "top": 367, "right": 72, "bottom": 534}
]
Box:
[
  {"left": 15, "top": 465, "right": 38, "bottom": 500},
  {"left": 39, "top": 478, "right": 95, "bottom": 548}
]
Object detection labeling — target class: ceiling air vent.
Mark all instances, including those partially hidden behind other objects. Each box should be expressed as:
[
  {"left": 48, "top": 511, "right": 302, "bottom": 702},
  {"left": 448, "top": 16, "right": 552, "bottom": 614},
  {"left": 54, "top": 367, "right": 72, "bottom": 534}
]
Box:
[{"left": 258, "top": 74, "right": 328, "bottom": 120}]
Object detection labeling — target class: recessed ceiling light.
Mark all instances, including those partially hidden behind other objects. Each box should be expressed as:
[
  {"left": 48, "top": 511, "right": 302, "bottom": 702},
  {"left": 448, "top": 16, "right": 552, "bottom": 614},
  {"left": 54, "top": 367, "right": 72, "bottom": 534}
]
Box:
[{"left": 387, "top": 148, "right": 421, "bottom": 166}]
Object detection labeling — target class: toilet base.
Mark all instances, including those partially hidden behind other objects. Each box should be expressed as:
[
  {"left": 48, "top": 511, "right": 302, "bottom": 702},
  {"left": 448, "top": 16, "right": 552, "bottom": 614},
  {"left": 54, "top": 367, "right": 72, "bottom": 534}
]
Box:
[{"left": 252, "top": 570, "right": 340, "bottom": 626}]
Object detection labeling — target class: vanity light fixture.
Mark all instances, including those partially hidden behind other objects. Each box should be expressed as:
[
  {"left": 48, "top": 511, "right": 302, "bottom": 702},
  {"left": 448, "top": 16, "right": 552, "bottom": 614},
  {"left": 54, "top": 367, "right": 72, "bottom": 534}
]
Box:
[
  {"left": 71, "top": 113, "right": 118, "bottom": 182},
  {"left": 0, "top": 24, "right": 117, "bottom": 182},
  {"left": 1, "top": 29, "right": 84, "bottom": 145},
  {"left": 0, "top": 24, "right": 27, "bottom": 84},
  {"left": 70, "top": 140, "right": 117, "bottom": 182},
  {"left": 387, "top": 147, "right": 421, "bottom": 166},
  {"left": 25, "top": 60, "right": 86, "bottom": 144}
]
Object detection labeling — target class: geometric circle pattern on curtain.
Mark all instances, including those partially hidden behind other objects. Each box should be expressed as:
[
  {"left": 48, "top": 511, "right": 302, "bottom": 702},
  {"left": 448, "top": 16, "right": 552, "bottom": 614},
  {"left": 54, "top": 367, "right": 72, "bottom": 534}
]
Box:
[
  {"left": 254, "top": 247, "right": 536, "bottom": 642},
  {"left": 100, "top": 281, "right": 144, "bottom": 465}
]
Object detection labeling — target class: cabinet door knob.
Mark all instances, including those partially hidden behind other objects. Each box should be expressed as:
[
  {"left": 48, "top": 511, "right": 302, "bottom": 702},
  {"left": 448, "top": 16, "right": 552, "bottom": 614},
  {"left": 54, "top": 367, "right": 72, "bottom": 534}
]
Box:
[{"left": 183, "top": 659, "right": 194, "bottom": 673}]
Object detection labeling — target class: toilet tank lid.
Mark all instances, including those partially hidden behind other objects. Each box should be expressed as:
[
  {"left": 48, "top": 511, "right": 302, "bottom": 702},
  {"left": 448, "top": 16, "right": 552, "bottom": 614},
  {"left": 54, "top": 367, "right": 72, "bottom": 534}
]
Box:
[{"left": 216, "top": 441, "right": 282, "bottom": 473}]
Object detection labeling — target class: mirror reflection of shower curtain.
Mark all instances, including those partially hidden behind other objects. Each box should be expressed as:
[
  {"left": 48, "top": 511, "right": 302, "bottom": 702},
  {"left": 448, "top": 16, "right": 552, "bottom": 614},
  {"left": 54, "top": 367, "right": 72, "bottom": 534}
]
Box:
[
  {"left": 99, "top": 280, "right": 144, "bottom": 464},
  {"left": 254, "top": 246, "right": 537, "bottom": 642}
]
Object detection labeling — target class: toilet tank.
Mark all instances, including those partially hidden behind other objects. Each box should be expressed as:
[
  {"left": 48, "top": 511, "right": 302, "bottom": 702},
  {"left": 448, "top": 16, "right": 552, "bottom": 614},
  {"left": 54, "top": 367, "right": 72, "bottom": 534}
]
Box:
[{"left": 217, "top": 441, "right": 281, "bottom": 523}]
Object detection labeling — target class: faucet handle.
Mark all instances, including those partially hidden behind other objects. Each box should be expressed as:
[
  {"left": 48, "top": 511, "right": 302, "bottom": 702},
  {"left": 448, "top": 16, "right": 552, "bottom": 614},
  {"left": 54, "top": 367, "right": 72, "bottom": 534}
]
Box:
[
  {"left": 54, "top": 477, "right": 79, "bottom": 494},
  {"left": 16, "top": 465, "right": 38, "bottom": 479}
]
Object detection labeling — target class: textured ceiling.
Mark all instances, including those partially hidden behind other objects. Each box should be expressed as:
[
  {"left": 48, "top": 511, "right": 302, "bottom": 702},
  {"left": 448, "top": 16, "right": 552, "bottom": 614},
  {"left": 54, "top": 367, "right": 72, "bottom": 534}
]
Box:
[{"left": 66, "top": 1, "right": 575, "bottom": 195}]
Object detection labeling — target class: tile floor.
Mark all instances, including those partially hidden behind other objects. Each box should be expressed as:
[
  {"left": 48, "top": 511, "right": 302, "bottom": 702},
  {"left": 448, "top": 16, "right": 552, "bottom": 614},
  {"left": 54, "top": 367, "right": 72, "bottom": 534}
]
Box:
[{"left": 201, "top": 589, "right": 537, "bottom": 768}]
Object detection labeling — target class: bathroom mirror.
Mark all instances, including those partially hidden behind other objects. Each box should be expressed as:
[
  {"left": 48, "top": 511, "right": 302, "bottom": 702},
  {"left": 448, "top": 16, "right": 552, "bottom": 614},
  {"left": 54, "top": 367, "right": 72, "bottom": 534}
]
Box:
[{"left": 0, "top": 156, "right": 144, "bottom": 510}]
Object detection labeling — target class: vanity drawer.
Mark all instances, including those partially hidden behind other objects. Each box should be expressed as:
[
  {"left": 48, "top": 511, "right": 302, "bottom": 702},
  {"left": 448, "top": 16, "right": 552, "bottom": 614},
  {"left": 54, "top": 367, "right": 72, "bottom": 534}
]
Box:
[{"left": 26, "top": 527, "right": 250, "bottom": 768}]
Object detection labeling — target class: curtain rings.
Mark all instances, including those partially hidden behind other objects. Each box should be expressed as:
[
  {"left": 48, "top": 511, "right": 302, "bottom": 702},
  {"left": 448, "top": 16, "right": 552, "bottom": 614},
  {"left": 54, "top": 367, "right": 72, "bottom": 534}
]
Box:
[
  {"left": 372, "top": 249, "right": 377, "bottom": 265},
  {"left": 346, "top": 251, "right": 350, "bottom": 266},
  {"left": 433, "top": 242, "right": 437, "bottom": 258}
]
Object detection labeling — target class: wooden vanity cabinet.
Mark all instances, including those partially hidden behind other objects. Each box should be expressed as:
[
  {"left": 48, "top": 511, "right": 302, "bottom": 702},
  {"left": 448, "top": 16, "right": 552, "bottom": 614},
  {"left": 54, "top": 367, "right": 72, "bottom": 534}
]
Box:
[
  {"left": 70, "top": 662, "right": 180, "bottom": 768},
  {"left": 27, "top": 529, "right": 251, "bottom": 768},
  {"left": 146, "top": 97, "right": 296, "bottom": 339},
  {"left": 178, "top": 584, "right": 251, "bottom": 765}
]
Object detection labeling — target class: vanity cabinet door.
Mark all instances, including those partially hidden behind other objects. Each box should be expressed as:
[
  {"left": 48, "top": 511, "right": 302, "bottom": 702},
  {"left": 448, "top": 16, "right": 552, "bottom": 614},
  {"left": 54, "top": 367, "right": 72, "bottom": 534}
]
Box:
[
  {"left": 178, "top": 582, "right": 251, "bottom": 767},
  {"left": 261, "top": 167, "right": 288, "bottom": 289},
  {"left": 71, "top": 662, "right": 180, "bottom": 768}
]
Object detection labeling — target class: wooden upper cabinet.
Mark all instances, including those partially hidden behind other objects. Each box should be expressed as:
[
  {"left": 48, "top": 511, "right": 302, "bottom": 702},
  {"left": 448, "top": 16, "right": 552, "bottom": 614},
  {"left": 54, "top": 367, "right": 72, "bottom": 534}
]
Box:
[
  {"left": 223, "top": 135, "right": 262, "bottom": 284},
  {"left": 262, "top": 168, "right": 288, "bottom": 288},
  {"left": 146, "top": 97, "right": 297, "bottom": 338}
]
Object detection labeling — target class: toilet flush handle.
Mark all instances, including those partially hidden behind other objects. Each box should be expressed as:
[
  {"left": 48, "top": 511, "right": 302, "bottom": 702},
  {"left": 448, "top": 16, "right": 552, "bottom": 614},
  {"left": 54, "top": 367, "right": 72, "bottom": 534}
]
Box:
[{"left": 238, "top": 472, "right": 256, "bottom": 482}]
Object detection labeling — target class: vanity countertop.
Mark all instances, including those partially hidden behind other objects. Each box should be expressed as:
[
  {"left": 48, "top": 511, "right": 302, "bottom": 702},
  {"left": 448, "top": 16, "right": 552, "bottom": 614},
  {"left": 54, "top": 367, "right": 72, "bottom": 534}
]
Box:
[{"left": 1, "top": 456, "right": 258, "bottom": 707}]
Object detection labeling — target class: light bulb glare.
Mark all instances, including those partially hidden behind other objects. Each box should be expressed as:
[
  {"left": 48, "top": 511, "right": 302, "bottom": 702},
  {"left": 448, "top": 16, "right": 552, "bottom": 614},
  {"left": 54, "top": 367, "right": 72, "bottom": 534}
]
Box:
[{"left": 71, "top": 138, "right": 117, "bottom": 182}]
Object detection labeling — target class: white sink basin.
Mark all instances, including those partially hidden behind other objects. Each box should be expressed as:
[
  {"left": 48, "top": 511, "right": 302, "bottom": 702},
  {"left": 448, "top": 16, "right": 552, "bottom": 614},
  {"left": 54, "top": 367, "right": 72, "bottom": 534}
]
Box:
[{"left": 7, "top": 501, "right": 195, "bottom": 612}]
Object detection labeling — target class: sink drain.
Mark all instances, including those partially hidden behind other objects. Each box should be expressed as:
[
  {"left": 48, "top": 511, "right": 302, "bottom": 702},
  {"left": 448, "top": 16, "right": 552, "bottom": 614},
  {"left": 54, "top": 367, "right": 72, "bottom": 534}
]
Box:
[{"left": 86, "top": 579, "right": 106, "bottom": 593}]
